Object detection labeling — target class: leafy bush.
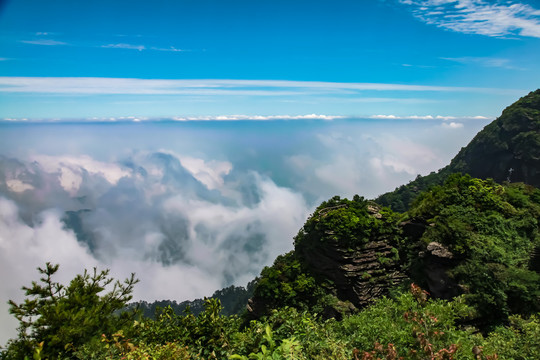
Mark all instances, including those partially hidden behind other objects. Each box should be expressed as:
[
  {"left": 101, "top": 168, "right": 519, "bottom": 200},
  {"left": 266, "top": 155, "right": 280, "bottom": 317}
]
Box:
[
  {"left": 294, "top": 195, "right": 375, "bottom": 250},
  {"left": 252, "top": 251, "right": 329, "bottom": 313},
  {"left": 131, "top": 298, "right": 240, "bottom": 359}
]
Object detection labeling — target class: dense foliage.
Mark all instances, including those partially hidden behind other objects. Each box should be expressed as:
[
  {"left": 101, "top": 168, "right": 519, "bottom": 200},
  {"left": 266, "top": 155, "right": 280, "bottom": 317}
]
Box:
[
  {"left": 375, "top": 172, "right": 444, "bottom": 213},
  {"left": 294, "top": 195, "right": 376, "bottom": 250},
  {"left": 131, "top": 282, "right": 256, "bottom": 319},
  {"left": 253, "top": 251, "right": 329, "bottom": 313},
  {"left": 407, "top": 174, "right": 540, "bottom": 322},
  {"left": 3, "top": 272, "right": 540, "bottom": 359},
  {"left": 448, "top": 89, "right": 540, "bottom": 186},
  {"left": 293, "top": 194, "right": 400, "bottom": 264}
]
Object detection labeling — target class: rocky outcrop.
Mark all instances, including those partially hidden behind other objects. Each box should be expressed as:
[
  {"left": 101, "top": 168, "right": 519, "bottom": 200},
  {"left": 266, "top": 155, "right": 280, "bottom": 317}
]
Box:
[
  {"left": 422, "top": 242, "right": 459, "bottom": 299},
  {"left": 530, "top": 246, "right": 540, "bottom": 273},
  {"left": 246, "top": 297, "right": 270, "bottom": 319},
  {"left": 400, "top": 219, "right": 460, "bottom": 299},
  {"left": 302, "top": 239, "right": 407, "bottom": 308},
  {"left": 297, "top": 207, "right": 408, "bottom": 309},
  {"left": 400, "top": 218, "right": 430, "bottom": 239}
]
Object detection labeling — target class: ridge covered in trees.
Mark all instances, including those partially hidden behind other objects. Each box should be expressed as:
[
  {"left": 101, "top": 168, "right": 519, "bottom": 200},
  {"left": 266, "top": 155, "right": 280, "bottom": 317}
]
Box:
[{"left": 376, "top": 89, "right": 540, "bottom": 212}]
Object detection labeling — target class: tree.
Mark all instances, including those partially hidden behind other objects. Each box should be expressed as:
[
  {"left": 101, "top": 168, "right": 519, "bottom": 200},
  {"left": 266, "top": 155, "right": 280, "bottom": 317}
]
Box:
[{"left": 2, "top": 262, "right": 138, "bottom": 359}]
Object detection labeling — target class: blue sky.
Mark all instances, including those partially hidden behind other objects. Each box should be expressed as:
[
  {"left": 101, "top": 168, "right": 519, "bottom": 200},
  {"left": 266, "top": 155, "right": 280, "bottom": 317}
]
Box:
[{"left": 0, "top": 0, "right": 539, "bottom": 119}]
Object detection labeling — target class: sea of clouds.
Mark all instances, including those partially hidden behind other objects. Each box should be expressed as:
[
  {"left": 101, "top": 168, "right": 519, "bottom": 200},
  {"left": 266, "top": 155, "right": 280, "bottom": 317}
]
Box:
[{"left": 0, "top": 118, "right": 489, "bottom": 344}]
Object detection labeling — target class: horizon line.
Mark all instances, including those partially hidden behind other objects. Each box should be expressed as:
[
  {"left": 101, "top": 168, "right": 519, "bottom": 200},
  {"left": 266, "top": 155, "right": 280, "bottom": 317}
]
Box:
[{"left": 0, "top": 114, "right": 494, "bottom": 123}]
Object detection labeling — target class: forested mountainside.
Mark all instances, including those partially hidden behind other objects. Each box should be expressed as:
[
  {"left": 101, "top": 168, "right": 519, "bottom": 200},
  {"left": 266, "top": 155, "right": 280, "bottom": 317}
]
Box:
[
  {"left": 249, "top": 175, "right": 540, "bottom": 324},
  {"left": 2, "top": 91, "right": 540, "bottom": 359},
  {"left": 376, "top": 89, "right": 540, "bottom": 212}
]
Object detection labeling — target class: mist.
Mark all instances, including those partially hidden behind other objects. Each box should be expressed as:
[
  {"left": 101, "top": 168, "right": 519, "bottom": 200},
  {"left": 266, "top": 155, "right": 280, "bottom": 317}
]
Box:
[{"left": 0, "top": 117, "right": 490, "bottom": 344}]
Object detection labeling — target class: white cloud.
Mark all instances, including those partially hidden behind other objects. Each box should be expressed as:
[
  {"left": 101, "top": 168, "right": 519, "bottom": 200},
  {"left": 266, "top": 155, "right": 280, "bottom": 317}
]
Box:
[
  {"left": 401, "top": 0, "right": 540, "bottom": 38},
  {"left": 0, "top": 152, "right": 312, "bottom": 345},
  {"left": 371, "top": 114, "right": 400, "bottom": 119},
  {"left": 162, "top": 172, "right": 309, "bottom": 279},
  {"left": 369, "top": 114, "right": 492, "bottom": 120},
  {"left": 0, "top": 197, "right": 99, "bottom": 345},
  {"left": 441, "top": 56, "right": 521, "bottom": 69},
  {"left": 172, "top": 114, "right": 344, "bottom": 121},
  {"left": 32, "top": 155, "right": 131, "bottom": 195},
  {"left": 101, "top": 43, "right": 145, "bottom": 51},
  {"left": 164, "top": 152, "right": 233, "bottom": 190},
  {"left": 0, "top": 195, "right": 227, "bottom": 345},
  {"left": 442, "top": 121, "right": 464, "bottom": 128},
  {"left": 6, "top": 179, "right": 34, "bottom": 192},
  {"left": 19, "top": 34, "right": 183, "bottom": 53},
  {"left": 20, "top": 39, "right": 68, "bottom": 46},
  {"left": 151, "top": 46, "right": 184, "bottom": 52},
  {"left": 286, "top": 130, "right": 445, "bottom": 200},
  {"left": 0, "top": 77, "right": 519, "bottom": 96}
]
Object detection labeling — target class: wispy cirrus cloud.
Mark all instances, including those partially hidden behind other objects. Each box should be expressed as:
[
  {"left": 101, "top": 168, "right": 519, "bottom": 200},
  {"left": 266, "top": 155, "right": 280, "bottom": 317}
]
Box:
[
  {"left": 18, "top": 33, "right": 185, "bottom": 53},
  {"left": 101, "top": 43, "right": 146, "bottom": 51},
  {"left": 151, "top": 46, "right": 185, "bottom": 52},
  {"left": 20, "top": 39, "right": 68, "bottom": 46},
  {"left": 400, "top": 0, "right": 540, "bottom": 38},
  {"left": 441, "top": 56, "right": 522, "bottom": 69},
  {"left": 0, "top": 77, "right": 521, "bottom": 96},
  {"left": 101, "top": 44, "right": 185, "bottom": 52},
  {"left": 369, "top": 114, "right": 491, "bottom": 120},
  {"left": 171, "top": 114, "right": 343, "bottom": 121}
]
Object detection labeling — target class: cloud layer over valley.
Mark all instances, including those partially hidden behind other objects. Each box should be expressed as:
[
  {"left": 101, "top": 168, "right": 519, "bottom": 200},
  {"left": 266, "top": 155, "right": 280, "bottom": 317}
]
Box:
[
  {"left": 0, "top": 150, "right": 309, "bottom": 343},
  {"left": 0, "top": 117, "right": 490, "bottom": 344}
]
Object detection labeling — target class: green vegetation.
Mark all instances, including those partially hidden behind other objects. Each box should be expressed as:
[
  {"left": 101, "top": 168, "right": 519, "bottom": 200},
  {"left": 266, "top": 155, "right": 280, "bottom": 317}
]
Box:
[
  {"left": 377, "top": 89, "right": 540, "bottom": 212},
  {"left": 253, "top": 175, "right": 539, "bottom": 323},
  {"left": 3, "top": 269, "right": 539, "bottom": 359},
  {"left": 2, "top": 174, "right": 539, "bottom": 359},
  {"left": 294, "top": 195, "right": 399, "bottom": 250},
  {"left": 407, "top": 174, "right": 540, "bottom": 322},
  {"left": 2, "top": 263, "right": 138, "bottom": 360},
  {"left": 131, "top": 282, "right": 256, "bottom": 319},
  {"left": 253, "top": 251, "right": 329, "bottom": 313}
]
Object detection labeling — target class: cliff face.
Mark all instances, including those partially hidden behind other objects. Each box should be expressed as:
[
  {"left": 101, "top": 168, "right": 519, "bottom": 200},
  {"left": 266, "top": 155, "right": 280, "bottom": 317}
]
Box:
[{"left": 296, "top": 204, "right": 407, "bottom": 309}]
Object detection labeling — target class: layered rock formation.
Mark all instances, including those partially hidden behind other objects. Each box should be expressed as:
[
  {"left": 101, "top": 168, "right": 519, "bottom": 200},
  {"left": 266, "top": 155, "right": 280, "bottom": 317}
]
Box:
[{"left": 296, "top": 206, "right": 406, "bottom": 309}]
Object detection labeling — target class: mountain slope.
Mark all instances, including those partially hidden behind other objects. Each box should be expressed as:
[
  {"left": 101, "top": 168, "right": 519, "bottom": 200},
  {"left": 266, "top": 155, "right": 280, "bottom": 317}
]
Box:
[
  {"left": 449, "top": 89, "right": 540, "bottom": 185},
  {"left": 247, "top": 175, "right": 540, "bottom": 324},
  {"left": 376, "top": 89, "right": 540, "bottom": 211}
]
